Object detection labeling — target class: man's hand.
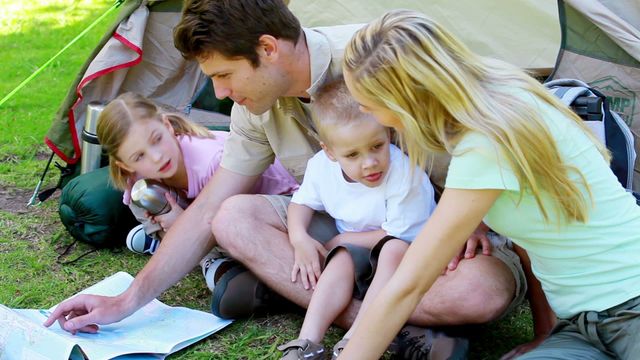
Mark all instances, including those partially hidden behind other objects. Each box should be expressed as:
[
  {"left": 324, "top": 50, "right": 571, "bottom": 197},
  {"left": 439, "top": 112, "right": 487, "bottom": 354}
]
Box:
[
  {"left": 151, "top": 193, "right": 185, "bottom": 232},
  {"left": 446, "top": 222, "right": 492, "bottom": 272},
  {"left": 43, "top": 294, "right": 132, "bottom": 334},
  {"left": 290, "top": 236, "right": 327, "bottom": 290}
]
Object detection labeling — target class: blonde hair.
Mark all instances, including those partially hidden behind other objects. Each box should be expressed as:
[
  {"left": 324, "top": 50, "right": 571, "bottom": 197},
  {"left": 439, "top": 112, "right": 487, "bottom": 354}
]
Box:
[
  {"left": 313, "top": 79, "right": 379, "bottom": 145},
  {"left": 96, "top": 92, "right": 213, "bottom": 190},
  {"left": 343, "top": 9, "right": 610, "bottom": 223}
]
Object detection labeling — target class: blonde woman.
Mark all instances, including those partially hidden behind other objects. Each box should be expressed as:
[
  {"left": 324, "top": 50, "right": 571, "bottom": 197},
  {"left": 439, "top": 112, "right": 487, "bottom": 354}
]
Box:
[{"left": 341, "top": 9, "right": 640, "bottom": 360}]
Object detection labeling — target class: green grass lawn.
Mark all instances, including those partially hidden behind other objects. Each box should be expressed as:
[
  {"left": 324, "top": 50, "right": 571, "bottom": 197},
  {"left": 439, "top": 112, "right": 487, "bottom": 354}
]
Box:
[{"left": 0, "top": 1, "right": 534, "bottom": 358}]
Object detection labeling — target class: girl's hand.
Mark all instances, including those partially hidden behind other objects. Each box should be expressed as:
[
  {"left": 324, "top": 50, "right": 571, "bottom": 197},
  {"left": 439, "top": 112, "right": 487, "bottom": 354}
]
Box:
[
  {"left": 290, "top": 236, "right": 326, "bottom": 290},
  {"left": 152, "top": 193, "right": 184, "bottom": 232}
]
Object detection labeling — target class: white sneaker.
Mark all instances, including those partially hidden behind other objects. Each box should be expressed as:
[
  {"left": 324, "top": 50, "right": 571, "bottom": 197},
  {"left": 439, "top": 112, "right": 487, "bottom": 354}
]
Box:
[
  {"left": 125, "top": 224, "right": 160, "bottom": 255},
  {"left": 200, "top": 249, "right": 236, "bottom": 292}
]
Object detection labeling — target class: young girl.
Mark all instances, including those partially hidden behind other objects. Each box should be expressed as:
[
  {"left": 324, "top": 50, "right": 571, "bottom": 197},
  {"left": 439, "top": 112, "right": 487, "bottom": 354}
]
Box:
[
  {"left": 340, "top": 10, "right": 640, "bottom": 359},
  {"left": 96, "top": 92, "right": 299, "bottom": 262}
]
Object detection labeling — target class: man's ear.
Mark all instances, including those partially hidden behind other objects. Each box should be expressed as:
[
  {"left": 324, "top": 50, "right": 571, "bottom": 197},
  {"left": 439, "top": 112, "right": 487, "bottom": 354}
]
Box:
[
  {"left": 258, "top": 35, "right": 279, "bottom": 62},
  {"left": 320, "top": 142, "right": 337, "bottom": 162}
]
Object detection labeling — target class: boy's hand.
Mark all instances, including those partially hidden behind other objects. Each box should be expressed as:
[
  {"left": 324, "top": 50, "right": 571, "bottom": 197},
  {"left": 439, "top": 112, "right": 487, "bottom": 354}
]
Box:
[
  {"left": 151, "top": 193, "right": 184, "bottom": 232},
  {"left": 290, "top": 237, "right": 326, "bottom": 290}
]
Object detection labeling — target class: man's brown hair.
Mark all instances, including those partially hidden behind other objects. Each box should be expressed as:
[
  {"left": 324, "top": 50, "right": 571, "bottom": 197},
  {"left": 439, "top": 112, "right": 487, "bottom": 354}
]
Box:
[{"left": 174, "top": 0, "right": 301, "bottom": 66}]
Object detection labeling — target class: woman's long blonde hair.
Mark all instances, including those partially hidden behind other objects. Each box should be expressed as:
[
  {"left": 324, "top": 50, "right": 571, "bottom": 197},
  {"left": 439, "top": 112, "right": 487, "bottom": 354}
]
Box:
[
  {"left": 343, "top": 10, "right": 610, "bottom": 223},
  {"left": 96, "top": 92, "right": 212, "bottom": 190}
]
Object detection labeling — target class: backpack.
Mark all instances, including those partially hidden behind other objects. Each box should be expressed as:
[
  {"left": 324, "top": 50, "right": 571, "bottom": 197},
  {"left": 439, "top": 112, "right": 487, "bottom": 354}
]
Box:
[
  {"left": 545, "top": 79, "right": 637, "bottom": 192},
  {"left": 58, "top": 166, "right": 138, "bottom": 263}
]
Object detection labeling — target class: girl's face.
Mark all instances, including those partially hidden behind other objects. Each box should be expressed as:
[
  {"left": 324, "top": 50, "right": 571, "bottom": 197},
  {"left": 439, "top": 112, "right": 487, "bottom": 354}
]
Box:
[
  {"left": 115, "top": 117, "right": 182, "bottom": 180},
  {"left": 344, "top": 71, "right": 403, "bottom": 131}
]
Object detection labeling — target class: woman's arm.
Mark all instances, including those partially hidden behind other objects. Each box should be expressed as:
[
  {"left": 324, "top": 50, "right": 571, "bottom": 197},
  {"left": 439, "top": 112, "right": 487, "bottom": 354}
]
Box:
[{"left": 339, "top": 188, "right": 502, "bottom": 359}]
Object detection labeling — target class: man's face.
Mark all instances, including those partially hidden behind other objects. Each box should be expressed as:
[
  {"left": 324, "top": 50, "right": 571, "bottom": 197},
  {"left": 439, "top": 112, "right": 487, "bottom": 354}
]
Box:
[{"left": 198, "top": 52, "right": 289, "bottom": 115}]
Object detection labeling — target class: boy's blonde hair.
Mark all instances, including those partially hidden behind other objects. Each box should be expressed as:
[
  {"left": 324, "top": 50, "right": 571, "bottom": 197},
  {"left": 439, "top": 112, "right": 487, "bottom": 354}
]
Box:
[
  {"left": 343, "top": 9, "right": 610, "bottom": 223},
  {"left": 313, "top": 79, "right": 378, "bottom": 145},
  {"left": 96, "top": 92, "right": 213, "bottom": 190}
]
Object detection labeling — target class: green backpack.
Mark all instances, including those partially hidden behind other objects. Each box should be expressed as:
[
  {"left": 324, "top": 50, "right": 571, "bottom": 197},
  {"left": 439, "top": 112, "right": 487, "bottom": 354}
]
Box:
[{"left": 58, "top": 166, "right": 137, "bottom": 262}]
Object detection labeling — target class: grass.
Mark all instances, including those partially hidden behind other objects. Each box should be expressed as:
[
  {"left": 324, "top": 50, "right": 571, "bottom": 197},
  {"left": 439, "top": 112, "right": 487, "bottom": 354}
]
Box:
[{"left": 0, "top": 1, "right": 534, "bottom": 359}]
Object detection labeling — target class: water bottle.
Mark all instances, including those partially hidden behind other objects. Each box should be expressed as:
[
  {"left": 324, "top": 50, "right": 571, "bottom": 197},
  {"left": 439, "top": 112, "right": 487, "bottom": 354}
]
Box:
[
  {"left": 80, "top": 102, "right": 104, "bottom": 174},
  {"left": 130, "top": 179, "right": 187, "bottom": 216}
]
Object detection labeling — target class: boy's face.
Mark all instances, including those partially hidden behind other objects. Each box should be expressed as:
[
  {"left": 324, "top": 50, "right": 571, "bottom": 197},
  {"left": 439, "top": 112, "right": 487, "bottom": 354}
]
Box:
[{"left": 322, "top": 119, "right": 391, "bottom": 188}]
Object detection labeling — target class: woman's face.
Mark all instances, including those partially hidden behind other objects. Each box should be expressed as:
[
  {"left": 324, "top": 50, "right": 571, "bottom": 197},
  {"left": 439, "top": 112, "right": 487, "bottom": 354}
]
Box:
[{"left": 344, "top": 71, "right": 403, "bottom": 131}]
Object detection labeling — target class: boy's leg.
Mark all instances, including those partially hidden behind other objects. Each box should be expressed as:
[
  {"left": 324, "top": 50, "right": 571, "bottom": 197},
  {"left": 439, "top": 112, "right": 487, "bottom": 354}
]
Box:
[
  {"left": 517, "top": 326, "right": 613, "bottom": 360},
  {"left": 212, "top": 194, "right": 519, "bottom": 327},
  {"left": 298, "top": 249, "right": 354, "bottom": 343},
  {"left": 343, "top": 239, "right": 408, "bottom": 339}
]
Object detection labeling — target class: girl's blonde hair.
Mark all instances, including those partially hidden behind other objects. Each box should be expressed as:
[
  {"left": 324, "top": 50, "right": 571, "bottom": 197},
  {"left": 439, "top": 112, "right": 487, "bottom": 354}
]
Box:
[
  {"left": 343, "top": 9, "right": 610, "bottom": 223},
  {"left": 96, "top": 92, "right": 213, "bottom": 190}
]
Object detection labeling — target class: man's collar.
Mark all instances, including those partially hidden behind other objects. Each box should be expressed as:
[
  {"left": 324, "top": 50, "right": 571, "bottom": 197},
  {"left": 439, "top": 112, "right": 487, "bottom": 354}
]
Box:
[{"left": 302, "top": 27, "right": 332, "bottom": 98}]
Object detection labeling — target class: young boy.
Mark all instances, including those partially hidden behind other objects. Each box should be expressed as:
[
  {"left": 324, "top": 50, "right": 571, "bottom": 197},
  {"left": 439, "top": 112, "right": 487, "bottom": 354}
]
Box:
[{"left": 278, "top": 81, "right": 436, "bottom": 360}]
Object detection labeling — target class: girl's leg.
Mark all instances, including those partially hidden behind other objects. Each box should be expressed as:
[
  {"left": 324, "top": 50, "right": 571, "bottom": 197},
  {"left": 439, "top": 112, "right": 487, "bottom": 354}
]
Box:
[
  {"left": 344, "top": 239, "right": 409, "bottom": 339},
  {"left": 298, "top": 249, "right": 355, "bottom": 343}
]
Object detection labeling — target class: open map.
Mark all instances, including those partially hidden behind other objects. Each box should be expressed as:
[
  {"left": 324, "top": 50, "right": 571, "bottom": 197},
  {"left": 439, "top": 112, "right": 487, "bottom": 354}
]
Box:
[{"left": 0, "top": 272, "right": 232, "bottom": 359}]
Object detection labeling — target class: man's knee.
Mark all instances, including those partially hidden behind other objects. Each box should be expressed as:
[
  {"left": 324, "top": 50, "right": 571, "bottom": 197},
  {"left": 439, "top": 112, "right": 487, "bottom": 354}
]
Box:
[{"left": 211, "top": 195, "right": 260, "bottom": 251}]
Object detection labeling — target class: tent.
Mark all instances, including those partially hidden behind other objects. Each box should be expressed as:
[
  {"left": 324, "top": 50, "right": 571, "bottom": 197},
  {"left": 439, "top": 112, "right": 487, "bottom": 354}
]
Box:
[{"left": 43, "top": 0, "right": 639, "bottom": 190}]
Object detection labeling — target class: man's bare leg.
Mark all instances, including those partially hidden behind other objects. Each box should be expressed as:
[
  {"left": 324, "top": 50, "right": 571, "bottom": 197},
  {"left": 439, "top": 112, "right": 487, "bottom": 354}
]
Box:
[{"left": 212, "top": 195, "right": 516, "bottom": 328}]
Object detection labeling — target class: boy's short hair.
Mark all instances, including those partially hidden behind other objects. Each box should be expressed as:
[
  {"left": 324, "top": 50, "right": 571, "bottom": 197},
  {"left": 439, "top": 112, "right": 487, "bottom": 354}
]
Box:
[
  {"left": 174, "top": 0, "right": 301, "bottom": 66},
  {"left": 313, "top": 80, "right": 375, "bottom": 144}
]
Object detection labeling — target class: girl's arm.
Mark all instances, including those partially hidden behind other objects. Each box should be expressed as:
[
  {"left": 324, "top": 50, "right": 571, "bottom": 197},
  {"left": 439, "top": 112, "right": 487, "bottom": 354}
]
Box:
[
  {"left": 339, "top": 187, "right": 502, "bottom": 359},
  {"left": 288, "top": 202, "right": 328, "bottom": 289}
]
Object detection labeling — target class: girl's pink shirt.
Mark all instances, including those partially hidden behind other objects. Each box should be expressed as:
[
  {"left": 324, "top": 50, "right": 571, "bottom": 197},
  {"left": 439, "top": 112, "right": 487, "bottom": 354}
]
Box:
[{"left": 123, "top": 131, "right": 299, "bottom": 204}]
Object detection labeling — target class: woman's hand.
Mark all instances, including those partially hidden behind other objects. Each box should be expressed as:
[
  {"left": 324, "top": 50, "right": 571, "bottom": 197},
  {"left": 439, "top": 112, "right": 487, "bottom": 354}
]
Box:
[
  {"left": 150, "top": 193, "right": 184, "bottom": 232},
  {"left": 446, "top": 221, "right": 492, "bottom": 272},
  {"left": 290, "top": 235, "right": 327, "bottom": 290}
]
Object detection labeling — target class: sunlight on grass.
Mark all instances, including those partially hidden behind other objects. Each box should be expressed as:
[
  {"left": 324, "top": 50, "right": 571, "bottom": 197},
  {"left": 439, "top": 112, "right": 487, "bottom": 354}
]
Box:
[{"left": 0, "top": 0, "right": 114, "bottom": 36}]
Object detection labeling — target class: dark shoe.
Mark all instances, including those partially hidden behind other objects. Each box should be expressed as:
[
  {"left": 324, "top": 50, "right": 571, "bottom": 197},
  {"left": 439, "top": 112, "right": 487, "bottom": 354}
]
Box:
[
  {"left": 209, "top": 262, "right": 287, "bottom": 319},
  {"left": 278, "top": 339, "right": 325, "bottom": 360},
  {"left": 390, "top": 325, "right": 469, "bottom": 360}
]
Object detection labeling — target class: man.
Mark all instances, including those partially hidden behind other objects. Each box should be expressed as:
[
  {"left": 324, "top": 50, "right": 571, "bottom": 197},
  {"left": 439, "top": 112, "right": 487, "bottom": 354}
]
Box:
[{"left": 46, "top": 0, "right": 526, "bottom": 357}]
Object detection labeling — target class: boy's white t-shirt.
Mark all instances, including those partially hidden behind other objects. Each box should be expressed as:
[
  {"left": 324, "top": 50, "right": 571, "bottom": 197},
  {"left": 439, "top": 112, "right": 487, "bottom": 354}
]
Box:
[{"left": 292, "top": 145, "right": 436, "bottom": 242}]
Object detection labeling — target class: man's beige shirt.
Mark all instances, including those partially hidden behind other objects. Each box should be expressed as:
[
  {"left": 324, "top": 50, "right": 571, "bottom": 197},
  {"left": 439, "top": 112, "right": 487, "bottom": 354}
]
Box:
[{"left": 220, "top": 24, "right": 449, "bottom": 190}]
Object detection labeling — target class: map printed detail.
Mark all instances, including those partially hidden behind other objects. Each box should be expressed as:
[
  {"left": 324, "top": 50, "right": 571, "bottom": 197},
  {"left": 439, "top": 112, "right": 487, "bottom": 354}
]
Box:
[{"left": 0, "top": 272, "right": 232, "bottom": 360}]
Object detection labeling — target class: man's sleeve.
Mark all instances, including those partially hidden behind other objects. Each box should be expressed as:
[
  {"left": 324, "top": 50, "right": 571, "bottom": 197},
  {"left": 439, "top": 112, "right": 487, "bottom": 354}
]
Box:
[{"left": 220, "top": 105, "right": 276, "bottom": 176}]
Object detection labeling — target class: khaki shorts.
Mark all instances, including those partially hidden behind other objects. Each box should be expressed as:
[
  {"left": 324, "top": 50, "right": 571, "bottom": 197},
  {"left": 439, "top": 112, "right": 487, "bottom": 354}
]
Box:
[{"left": 263, "top": 194, "right": 527, "bottom": 317}]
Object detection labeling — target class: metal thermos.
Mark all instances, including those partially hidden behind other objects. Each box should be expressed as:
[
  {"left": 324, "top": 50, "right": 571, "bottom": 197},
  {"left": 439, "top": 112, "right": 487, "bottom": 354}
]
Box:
[
  {"left": 130, "top": 179, "right": 185, "bottom": 216},
  {"left": 80, "top": 102, "right": 104, "bottom": 174}
]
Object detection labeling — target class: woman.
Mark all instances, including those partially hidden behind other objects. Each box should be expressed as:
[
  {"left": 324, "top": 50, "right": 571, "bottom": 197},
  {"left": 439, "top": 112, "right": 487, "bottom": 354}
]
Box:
[{"left": 340, "top": 9, "right": 640, "bottom": 359}]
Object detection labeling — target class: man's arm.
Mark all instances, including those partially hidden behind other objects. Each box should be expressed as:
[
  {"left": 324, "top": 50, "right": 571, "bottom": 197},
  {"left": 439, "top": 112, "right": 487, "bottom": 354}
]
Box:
[{"left": 45, "top": 167, "right": 259, "bottom": 333}]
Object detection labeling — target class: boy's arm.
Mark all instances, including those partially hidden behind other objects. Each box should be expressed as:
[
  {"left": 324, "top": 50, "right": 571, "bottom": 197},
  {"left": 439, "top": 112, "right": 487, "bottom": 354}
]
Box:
[
  {"left": 325, "top": 229, "right": 387, "bottom": 249},
  {"left": 501, "top": 244, "right": 555, "bottom": 359},
  {"left": 288, "top": 202, "right": 327, "bottom": 289}
]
